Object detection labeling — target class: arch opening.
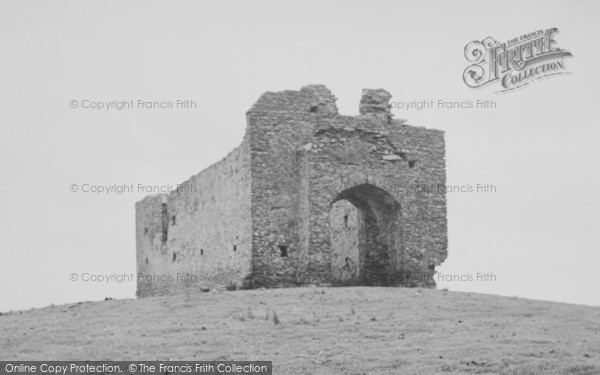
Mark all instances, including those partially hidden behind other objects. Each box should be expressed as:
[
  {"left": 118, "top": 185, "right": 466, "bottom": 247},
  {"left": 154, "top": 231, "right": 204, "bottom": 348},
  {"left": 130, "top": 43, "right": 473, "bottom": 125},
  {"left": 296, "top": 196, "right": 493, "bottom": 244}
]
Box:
[{"left": 329, "top": 184, "right": 401, "bottom": 286}]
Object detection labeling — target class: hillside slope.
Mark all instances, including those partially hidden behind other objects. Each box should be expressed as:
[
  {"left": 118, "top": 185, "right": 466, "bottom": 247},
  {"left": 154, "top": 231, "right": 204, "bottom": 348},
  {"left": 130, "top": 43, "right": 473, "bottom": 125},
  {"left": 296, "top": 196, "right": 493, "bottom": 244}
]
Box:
[{"left": 1, "top": 287, "right": 599, "bottom": 374}]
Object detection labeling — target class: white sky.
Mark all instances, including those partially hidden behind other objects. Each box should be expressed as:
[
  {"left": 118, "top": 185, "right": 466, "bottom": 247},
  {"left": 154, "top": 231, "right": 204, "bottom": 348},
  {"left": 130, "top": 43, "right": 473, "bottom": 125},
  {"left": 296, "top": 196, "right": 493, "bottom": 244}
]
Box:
[{"left": 1, "top": 0, "right": 599, "bottom": 311}]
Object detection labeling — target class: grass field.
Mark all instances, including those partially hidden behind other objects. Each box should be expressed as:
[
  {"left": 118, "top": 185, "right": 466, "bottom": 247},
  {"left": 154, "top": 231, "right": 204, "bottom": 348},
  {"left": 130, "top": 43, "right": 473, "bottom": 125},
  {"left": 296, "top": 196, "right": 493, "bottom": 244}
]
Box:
[{"left": 1, "top": 287, "right": 599, "bottom": 374}]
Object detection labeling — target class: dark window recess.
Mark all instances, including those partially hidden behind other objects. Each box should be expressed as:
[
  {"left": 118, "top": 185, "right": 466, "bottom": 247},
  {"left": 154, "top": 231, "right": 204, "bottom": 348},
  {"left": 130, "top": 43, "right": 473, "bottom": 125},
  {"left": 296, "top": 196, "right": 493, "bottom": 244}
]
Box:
[
  {"left": 145, "top": 257, "right": 148, "bottom": 265},
  {"left": 172, "top": 252, "right": 177, "bottom": 262},
  {"left": 233, "top": 245, "right": 237, "bottom": 252},
  {"left": 144, "top": 227, "right": 148, "bottom": 235},
  {"left": 343, "top": 215, "right": 349, "bottom": 227},
  {"left": 171, "top": 215, "right": 176, "bottom": 225},
  {"left": 200, "top": 249, "right": 204, "bottom": 256},
  {"left": 160, "top": 203, "right": 168, "bottom": 243},
  {"left": 278, "top": 245, "right": 289, "bottom": 257}
]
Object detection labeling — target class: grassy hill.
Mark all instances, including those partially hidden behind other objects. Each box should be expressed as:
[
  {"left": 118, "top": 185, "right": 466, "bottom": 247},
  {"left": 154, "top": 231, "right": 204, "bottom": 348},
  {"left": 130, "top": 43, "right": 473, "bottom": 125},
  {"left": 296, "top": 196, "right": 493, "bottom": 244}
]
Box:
[{"left": 1, "top": 287, "right": 599, "bottom": 374}]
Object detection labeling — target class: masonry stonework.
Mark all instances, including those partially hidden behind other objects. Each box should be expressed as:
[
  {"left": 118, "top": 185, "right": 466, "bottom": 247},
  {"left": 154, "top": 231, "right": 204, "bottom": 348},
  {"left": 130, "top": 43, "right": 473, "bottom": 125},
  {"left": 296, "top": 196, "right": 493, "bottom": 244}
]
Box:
[{"left": 136, "top": 85, "right": 448, "bottom": 296}]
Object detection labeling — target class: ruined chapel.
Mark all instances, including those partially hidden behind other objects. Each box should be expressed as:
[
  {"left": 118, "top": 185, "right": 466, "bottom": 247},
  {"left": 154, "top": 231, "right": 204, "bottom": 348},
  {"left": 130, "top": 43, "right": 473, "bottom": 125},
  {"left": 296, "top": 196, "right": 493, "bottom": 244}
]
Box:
[{"left": 136, "top": 85, "right": 448, "bottom": 296}]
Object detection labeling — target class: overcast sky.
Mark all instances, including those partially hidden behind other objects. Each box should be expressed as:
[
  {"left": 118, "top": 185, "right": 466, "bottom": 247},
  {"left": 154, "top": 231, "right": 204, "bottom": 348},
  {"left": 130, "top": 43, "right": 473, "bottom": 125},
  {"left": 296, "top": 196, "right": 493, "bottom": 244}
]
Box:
[{"left": 1, "top": 0, "right": 599, "bottom": 311}]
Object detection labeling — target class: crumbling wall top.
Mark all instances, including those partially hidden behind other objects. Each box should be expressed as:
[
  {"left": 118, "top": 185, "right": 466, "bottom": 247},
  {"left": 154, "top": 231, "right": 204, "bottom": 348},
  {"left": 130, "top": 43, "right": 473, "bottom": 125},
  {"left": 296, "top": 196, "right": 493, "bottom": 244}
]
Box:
[
  {"left": 246, "top": 84, "right": 338, "bottom": 117},
  {"left": 359, "top": 88, "right": 393, "bottom": 122},
  {"left": 301, "top": 84, "right": 338, "bottom": 116}
]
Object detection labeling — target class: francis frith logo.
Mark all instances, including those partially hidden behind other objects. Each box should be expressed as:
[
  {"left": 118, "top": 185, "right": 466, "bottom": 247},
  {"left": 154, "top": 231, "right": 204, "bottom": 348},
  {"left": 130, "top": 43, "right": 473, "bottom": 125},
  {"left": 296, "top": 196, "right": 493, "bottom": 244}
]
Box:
[{"left": 463, "top": 27, "right": 572, "bottom": 93}]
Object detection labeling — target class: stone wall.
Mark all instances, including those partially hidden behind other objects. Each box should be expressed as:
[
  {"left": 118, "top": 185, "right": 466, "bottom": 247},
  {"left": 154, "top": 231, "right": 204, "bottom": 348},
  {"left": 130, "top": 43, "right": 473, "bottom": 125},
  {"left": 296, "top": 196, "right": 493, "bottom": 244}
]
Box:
[
  {"left": 245, "top": 85, "right": 447, "bottom": 287},
  {"left": 306, "top": 116, "right": 447, "bottom": 287},
  {"left": 245, "top": 85, "right": 339, "bottom": 286},
  {"left": 136, "top": 140, "right": 252, "bottom": 296},
  {"left": 330, "top": 200, "right": 359, "bottom": 284}
]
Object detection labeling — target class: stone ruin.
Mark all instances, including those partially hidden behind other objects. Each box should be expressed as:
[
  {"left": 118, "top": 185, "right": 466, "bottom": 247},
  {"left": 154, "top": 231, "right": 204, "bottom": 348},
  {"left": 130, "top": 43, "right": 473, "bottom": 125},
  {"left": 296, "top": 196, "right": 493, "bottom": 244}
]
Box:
[{"left": 136, "top": 85, "right": 448, "bottom": 296}]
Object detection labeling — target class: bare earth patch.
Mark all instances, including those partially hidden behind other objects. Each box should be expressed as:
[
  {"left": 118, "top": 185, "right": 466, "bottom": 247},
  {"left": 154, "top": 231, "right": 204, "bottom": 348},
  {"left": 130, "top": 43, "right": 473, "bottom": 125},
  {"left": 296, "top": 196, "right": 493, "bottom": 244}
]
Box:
[{"left": 1, "top": 287, "right": 599, "bottom": 374}]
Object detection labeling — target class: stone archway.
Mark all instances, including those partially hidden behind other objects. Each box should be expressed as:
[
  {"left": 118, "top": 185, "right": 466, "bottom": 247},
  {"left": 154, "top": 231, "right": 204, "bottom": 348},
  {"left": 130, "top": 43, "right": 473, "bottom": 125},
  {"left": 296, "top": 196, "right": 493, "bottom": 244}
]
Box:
[{"left": 329, "top": 184, "right": 401, "bottom": 286}]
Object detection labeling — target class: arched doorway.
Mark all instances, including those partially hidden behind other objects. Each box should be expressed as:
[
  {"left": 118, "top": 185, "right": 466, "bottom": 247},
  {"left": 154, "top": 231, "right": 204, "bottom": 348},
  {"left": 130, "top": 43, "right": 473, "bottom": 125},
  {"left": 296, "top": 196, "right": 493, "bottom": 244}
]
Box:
[{"left": 329, "top": 184, "right": 401, "bottom": 286}]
